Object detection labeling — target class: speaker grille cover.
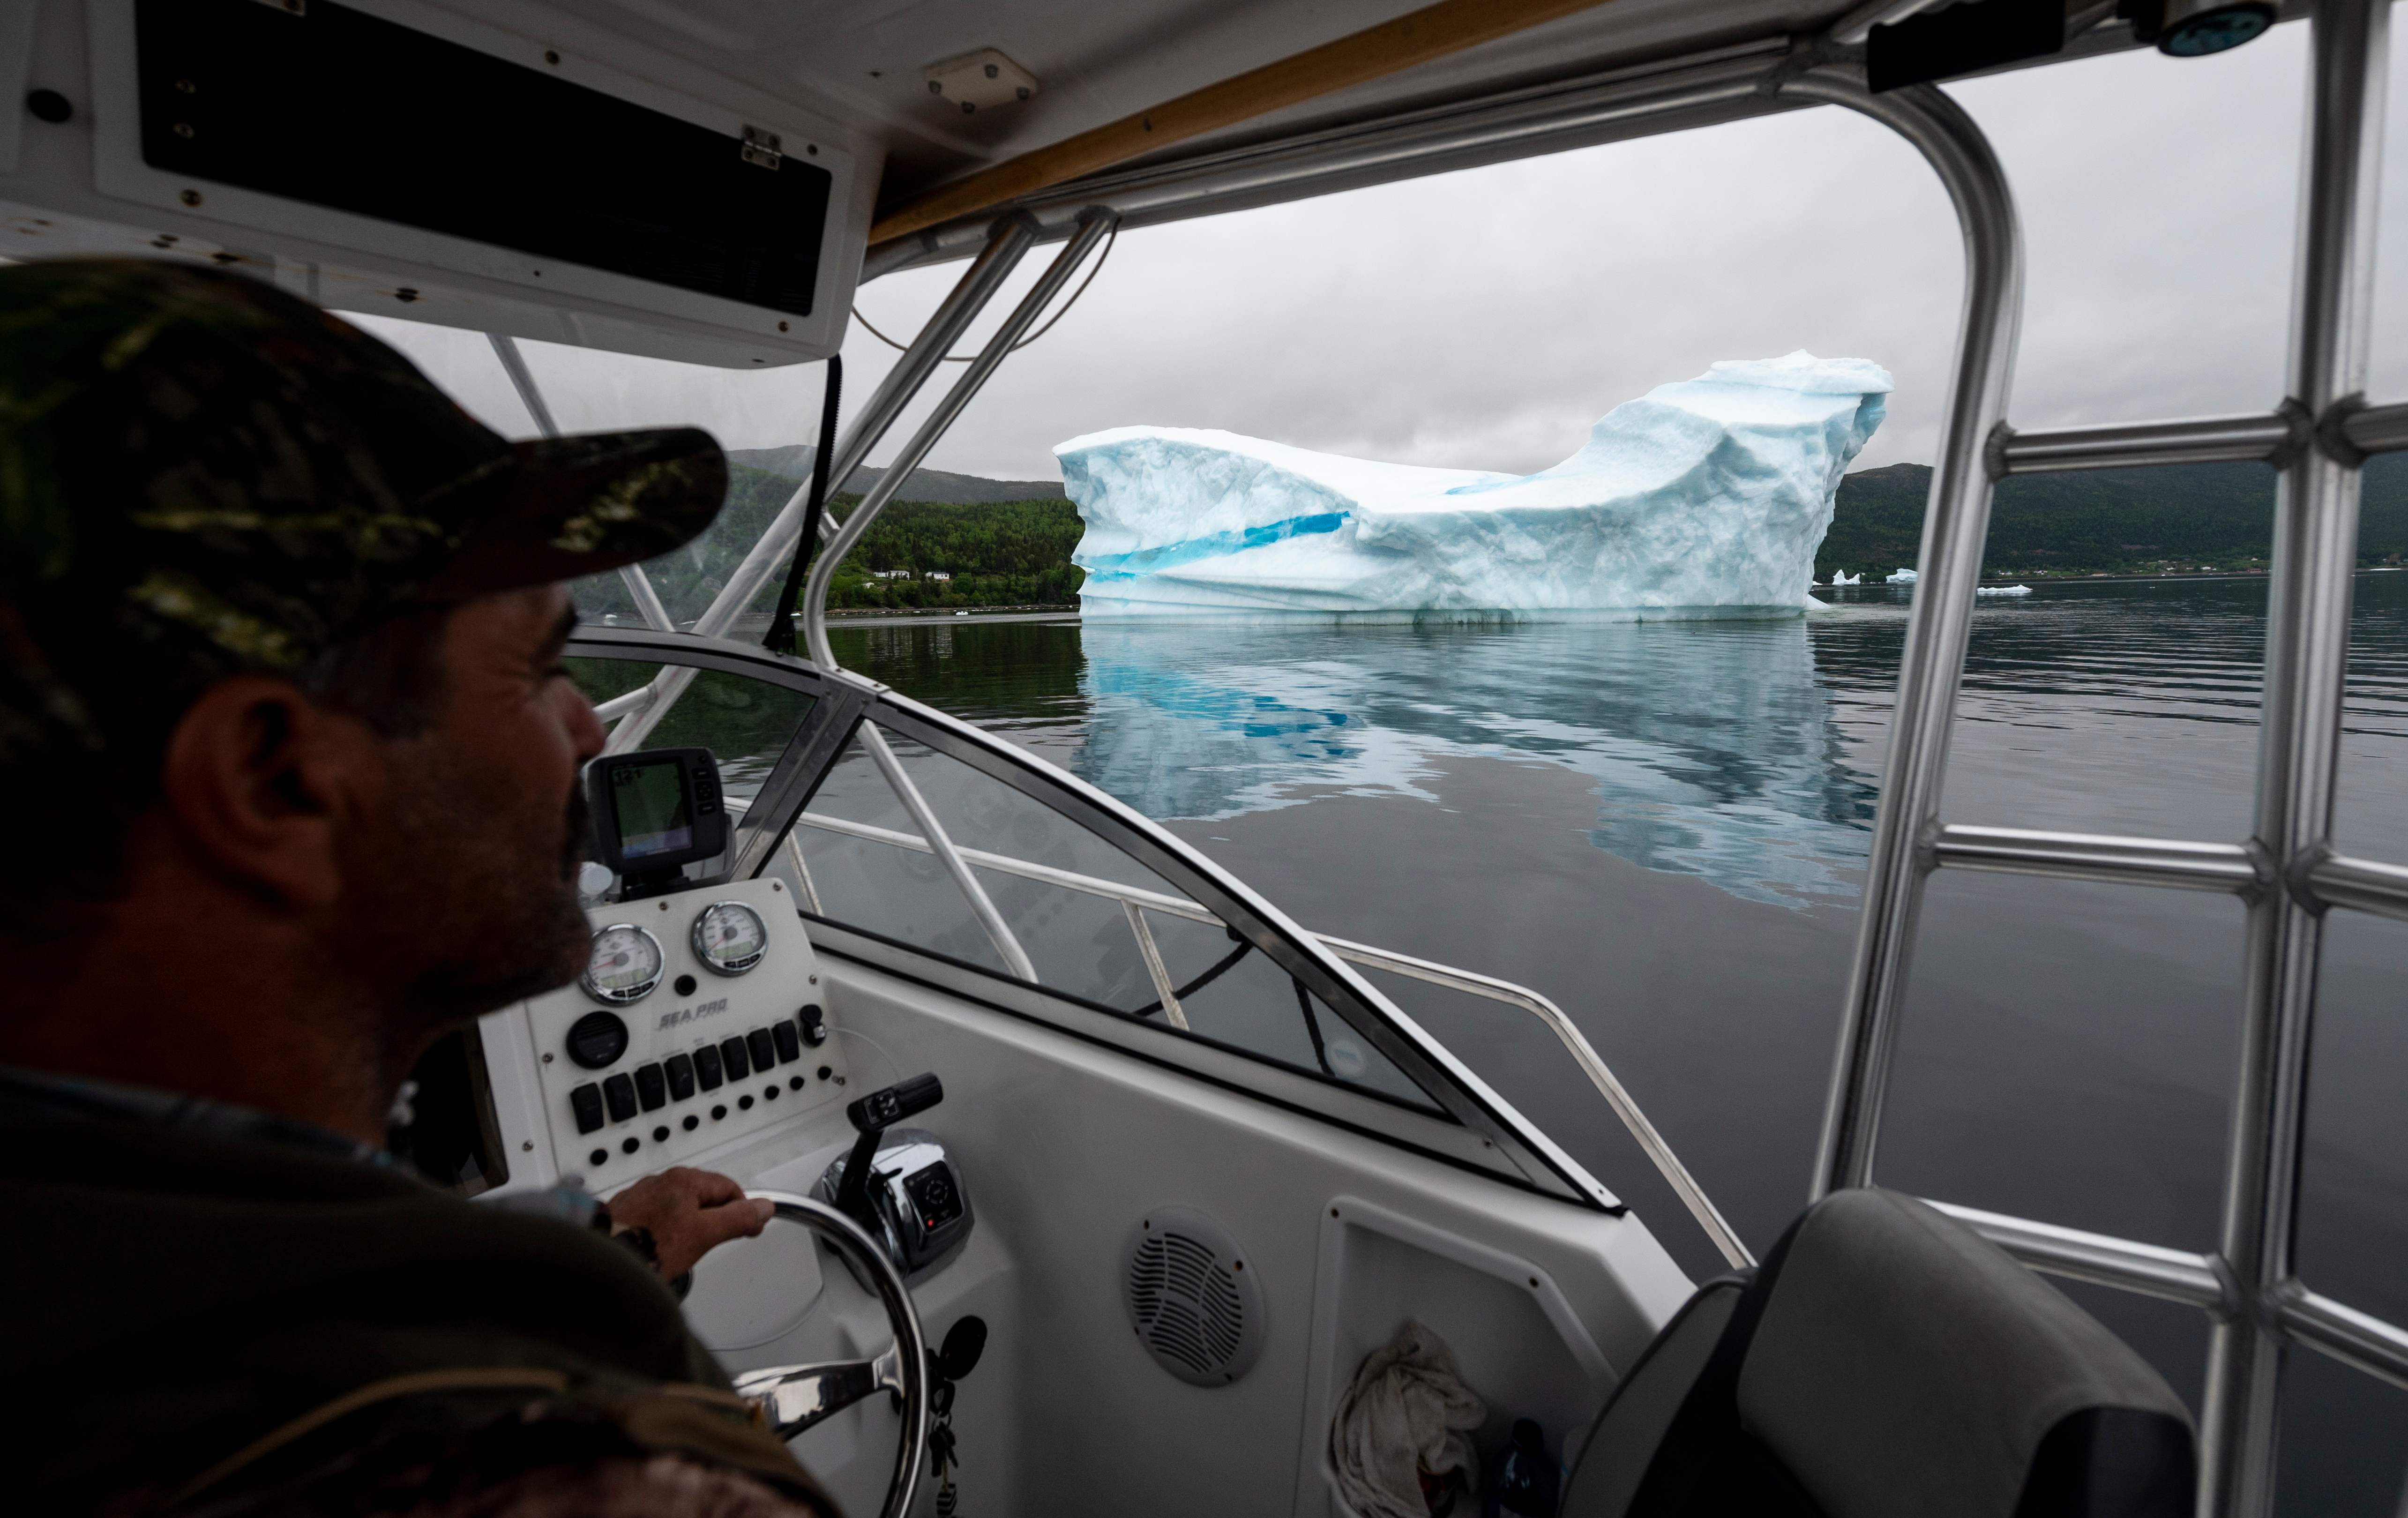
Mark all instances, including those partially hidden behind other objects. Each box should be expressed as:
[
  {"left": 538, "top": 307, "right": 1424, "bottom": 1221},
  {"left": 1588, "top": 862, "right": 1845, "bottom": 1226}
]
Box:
[{"left": 1123, "top": 1206, "right": 1264, "bottom": 1385}]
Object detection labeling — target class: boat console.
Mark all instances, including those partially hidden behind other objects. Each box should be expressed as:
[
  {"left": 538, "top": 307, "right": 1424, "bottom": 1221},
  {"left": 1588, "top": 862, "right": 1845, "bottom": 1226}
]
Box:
[{"left": 431, "top": 748, "right": 985, "bottom": 1514}]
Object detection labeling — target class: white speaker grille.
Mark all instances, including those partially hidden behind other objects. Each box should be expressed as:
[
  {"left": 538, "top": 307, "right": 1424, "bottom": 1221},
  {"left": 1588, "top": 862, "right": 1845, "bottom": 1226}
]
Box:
[{"left": 1123, "top": 1206, "right": 1264, "bottom": 1385}]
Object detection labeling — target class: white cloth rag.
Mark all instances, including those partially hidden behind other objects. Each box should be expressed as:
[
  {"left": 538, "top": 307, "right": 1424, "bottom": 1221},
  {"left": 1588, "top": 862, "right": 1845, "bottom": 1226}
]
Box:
[{"left": 1329, "top": 1320, "right": 1487, "bottom": 1518}]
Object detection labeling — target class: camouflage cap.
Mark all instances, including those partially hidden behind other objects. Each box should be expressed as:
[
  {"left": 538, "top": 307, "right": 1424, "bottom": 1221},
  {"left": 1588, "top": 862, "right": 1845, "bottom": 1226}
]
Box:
[{"left": 0, "top": 257, "right": 725, "bottom": 762}]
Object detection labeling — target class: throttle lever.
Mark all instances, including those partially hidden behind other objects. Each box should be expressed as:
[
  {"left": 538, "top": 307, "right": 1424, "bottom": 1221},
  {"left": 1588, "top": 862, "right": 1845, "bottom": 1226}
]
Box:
[{"left": 835, "top": 1072, "right": 944, "bottom": 1225}]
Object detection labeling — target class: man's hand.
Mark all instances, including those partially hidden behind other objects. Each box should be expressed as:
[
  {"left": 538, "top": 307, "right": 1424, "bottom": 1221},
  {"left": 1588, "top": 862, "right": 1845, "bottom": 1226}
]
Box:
[{"left": 607, "top": 1167, "right": 775, "bottom": 1280}]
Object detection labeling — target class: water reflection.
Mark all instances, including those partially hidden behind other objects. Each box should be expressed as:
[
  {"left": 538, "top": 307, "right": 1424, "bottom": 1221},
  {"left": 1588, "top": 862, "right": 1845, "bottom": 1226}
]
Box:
[{"left": 1062, "top": 618, "right": 1880, "bottom": 908}]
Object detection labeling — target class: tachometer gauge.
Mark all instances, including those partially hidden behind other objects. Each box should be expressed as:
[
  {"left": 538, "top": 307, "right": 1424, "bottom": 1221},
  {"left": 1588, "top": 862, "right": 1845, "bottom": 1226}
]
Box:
[
  {"left": 693, "top": 901, "right": 769, "bottom": 976},
  {"left": 583, "top": 924, "right": 665, "bottom": 1003}
]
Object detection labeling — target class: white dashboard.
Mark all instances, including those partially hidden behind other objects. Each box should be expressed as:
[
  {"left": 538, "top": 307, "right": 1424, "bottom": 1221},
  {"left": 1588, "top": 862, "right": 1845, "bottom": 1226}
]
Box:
[{"left": 476, "top": 875, "right": 857, "bottom": 1197}]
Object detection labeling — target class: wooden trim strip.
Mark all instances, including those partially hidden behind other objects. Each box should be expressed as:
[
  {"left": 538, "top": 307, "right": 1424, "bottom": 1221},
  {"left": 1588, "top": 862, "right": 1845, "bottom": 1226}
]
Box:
[{"left": 868, "top": 0, "right": 1619, "bottom": 245}]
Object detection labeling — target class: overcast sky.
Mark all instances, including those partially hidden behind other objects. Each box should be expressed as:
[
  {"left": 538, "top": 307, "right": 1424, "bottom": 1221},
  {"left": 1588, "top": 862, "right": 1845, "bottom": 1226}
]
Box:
[{"left": 353, "top": 22, "right": 2408, "bottom": 483}]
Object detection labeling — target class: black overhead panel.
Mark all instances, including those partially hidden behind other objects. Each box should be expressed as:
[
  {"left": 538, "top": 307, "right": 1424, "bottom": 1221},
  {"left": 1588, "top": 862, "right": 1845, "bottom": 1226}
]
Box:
[
  {"left": 1866, "top": 0, "right": 2068, "bottom": 92},
  {"left": 133, "top": 0, "right": 832, "bottom": 316}
]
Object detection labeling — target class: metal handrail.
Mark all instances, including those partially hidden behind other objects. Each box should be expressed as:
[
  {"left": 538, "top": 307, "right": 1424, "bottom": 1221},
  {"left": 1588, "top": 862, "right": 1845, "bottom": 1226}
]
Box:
[
  {"left": 604, "top": 216, "right": 1044, "bottom": 755},
  {"left": 801, "top": 211, "right": 1116, "bottom": 669},
  {"left": 1314, "top": 935, "right": 1752, "bottom": 1270},
  {"left": 784, "top": 809, "right": 1751, "bottom": 1268},
  {"left": 1926, "top": 1200, "right": 2235, "bottom": 1313},
  {"left": 2273, "top": 1279, "right": 2408, "bottom": 1392},
  {"left": 2303, "top": 849, "right": 2408, "bottom": 921},
  {"left": 487, "top": 331, "right": 681, "bottom": 641},
  {"left": 1991, "top": 411, "right": 2301, "bottom": 474},
  {"left": 1797, "top": 64, "right": 2024, "bottom": 1202},
  {"left": 2206, "top": 6, "right": 2390, "bottom": 1504},
  {"left": 1930, "top": 824, "right": 2269, "bottom": 894},
  {"left": 856, "top": 722, "right": 1036, "bottom": 981},
  {"left": 1788, "top": 10, "right": 2404, "bottom": 1511}
]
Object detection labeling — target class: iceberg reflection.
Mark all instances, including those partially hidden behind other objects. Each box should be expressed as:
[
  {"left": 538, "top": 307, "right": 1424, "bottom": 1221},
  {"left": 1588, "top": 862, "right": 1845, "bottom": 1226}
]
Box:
[{"left": 1070, "top": 618, "right": 1877, "bottom": 909}]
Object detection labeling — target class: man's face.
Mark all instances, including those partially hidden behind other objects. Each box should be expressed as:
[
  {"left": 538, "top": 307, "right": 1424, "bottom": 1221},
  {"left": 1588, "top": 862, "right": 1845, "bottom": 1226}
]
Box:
[{"left": 348, "top": 586, "right": 605, "bottom": 1051}]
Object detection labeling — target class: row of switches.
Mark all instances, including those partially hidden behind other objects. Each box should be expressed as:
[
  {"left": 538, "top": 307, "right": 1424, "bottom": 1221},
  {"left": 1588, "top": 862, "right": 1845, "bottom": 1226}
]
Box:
[{"left": 569, "top": 1012, "right": 815, "bottom": 1135}]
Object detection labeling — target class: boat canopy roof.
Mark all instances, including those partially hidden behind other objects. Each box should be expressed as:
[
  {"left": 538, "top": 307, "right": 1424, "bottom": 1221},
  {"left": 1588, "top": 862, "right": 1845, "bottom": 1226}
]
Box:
[{"left": 0, "top": 0, "right": 2290, "bottom": 363}]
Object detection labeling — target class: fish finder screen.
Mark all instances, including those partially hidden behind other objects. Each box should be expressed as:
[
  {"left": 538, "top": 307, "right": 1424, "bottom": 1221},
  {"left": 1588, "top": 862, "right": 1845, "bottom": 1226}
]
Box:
[{"left": 612, "top": 760, "right": 694, "bottom": 860}]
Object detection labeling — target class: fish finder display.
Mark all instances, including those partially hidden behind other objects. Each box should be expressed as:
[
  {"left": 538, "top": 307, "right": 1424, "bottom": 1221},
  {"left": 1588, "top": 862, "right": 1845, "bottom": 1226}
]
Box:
[
  {"left": 612, "top": 760, "right": 694, "bottom": 860},
  {"left": 586, "top": 747, "right": 726, "bottom": 882}
]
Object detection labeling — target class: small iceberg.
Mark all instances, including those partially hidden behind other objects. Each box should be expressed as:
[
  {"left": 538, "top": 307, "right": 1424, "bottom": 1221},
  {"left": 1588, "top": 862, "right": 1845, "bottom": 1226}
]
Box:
[
  {"left": 1886, "top": 568, "right": 1919, "bottom": 584},
  {"left": 1058, "top": 351, "right": 1893, "bottom": 617},
  {"left": 1830, "top": 570, "right": 1862, "bottom": 586},
  {"left": 1977, "top": 583, "right": 2034, "bottom": 597}
]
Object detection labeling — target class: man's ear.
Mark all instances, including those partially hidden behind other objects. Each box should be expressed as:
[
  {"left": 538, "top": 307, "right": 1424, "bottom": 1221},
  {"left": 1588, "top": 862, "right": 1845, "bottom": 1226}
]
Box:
[{"left": 158, "top": 676, "right": 388, "bottom": 910}]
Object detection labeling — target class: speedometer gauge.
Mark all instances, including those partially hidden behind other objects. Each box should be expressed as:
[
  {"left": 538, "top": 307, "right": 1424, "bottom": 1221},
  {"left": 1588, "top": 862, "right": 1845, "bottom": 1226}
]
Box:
[
  {"left": 692, "top": 901, "right": 769, "bottom": 976},
  {"left": 583, "top": 924, "right": 665, "bottom": 1003}
]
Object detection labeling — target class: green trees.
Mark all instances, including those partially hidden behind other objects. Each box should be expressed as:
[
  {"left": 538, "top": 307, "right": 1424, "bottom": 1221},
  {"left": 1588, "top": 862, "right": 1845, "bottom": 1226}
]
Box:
[
  {"left": 571, "top": 465, "right": 1084, "bottom": 621},
  {"left": 1817, "top": 454, "right": 2408, "bottom": 580},
  {"left": 822, "top": 496, "right": 1086, "bottom": 609}
]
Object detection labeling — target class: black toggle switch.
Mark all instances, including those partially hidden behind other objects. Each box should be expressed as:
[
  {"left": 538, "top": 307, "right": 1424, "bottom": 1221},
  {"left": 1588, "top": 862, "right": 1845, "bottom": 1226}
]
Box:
[
  {"left": 746, "top": 1028, "right": 776, "bottom": 1073},
  {"left": 664, "top": 1053, "right": 696, "bottom": 1101},
  {"left": 694, "top": 1045, "right": 723, "bottom": 1091},
  {"left": 798, "top": 1004, "right": 827, "bottom": 1047},
  {"left": 772, "top": 1021, "right": 800, "bottom": 1063},
  {"left": 602, "top": 1073, "right": 636, "bottom": 1123},
  {"left": 720, "top": 1034, "right": 751, "bottom": 1081},
  {"left": 569, "top": 1083, "right": 604, "bottom": 1135},
  {"left": 634, "top": 1062, "right": 666, "bottom": 1112}
]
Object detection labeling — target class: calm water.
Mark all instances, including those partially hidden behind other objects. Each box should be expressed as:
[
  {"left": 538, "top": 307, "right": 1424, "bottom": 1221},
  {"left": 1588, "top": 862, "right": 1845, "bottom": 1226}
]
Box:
[{"left": 828, "top": 576, "right": 2408, "bottom": 1515}]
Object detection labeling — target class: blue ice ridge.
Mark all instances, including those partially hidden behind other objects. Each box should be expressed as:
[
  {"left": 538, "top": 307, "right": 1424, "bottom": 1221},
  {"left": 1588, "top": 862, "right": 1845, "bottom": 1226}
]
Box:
[{"left": 1077, "top": 510, "right": 1349, "bottom": 582}]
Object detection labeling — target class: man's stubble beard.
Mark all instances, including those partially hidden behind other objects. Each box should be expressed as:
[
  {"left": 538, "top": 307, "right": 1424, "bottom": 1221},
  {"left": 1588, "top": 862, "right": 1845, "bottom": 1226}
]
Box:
[{"left": 350, "top": 746, "right": 595, "bottom": 1073}]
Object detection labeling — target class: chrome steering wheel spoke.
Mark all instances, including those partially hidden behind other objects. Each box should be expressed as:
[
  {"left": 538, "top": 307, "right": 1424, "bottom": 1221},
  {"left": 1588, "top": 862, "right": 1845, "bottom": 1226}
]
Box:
[
  {"left": 732, "top": 1343, "right": 905, "bottom": 1438},
  {"left": 735, "top": 1192, "right": 928, "bottom": 1518}
]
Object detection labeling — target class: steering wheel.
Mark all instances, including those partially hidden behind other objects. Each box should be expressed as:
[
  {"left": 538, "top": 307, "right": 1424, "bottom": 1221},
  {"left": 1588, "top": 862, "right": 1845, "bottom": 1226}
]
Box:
[{"left": 729, "top": 1191, "right": 929, "bottom": 1518}]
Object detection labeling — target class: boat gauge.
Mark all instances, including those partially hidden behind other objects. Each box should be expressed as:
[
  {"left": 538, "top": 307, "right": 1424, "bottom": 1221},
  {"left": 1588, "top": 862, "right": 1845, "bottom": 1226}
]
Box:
[
  {"left": 583, "top": 924, "right": 665, "bottom": 1004},
  {"left": 693, "top": 901, "right": 769, "bottom": 976}
]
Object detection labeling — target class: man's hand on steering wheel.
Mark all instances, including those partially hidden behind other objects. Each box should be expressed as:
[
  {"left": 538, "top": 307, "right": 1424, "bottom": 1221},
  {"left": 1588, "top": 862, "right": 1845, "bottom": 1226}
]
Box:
[{"left": 607, "top": 1167, "right": 775, "bottom": 1280}]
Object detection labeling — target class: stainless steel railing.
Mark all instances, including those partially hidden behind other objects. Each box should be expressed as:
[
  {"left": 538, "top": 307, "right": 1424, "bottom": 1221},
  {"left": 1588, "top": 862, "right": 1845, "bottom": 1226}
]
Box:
[
  {"left": 1791, "top": 9, "right": 2408, "bottom": 1511},
  {"left": 783, "top": 808, "right": 1752, "bottom": 1269}
]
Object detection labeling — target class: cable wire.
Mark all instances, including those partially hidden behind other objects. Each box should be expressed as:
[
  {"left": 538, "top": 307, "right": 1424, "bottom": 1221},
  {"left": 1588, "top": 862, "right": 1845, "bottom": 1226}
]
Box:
[{"left": 852, "top": 221, "right": 1117, "bottom": 362}]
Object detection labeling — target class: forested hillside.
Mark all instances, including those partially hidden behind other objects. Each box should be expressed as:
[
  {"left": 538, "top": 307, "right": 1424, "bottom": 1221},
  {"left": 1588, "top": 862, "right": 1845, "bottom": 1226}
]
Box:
[
  {"left": 725, "top": 446, "right": 1062, "bottom": 505},
  {"left": 1818, "top": 454, "right": 2408, "bottom": 580},
  {"left": 572, "top": 464, "right": 1081, "bottom": 620}
]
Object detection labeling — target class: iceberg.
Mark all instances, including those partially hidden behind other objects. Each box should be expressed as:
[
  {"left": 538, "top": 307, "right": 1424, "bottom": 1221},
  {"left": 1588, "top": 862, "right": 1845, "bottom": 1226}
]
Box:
[
  {"left": 1056, "top": 351, "right": 1892, "bottom": 618},
  {"left": 1830, "top": 570, "right": 1862, "bottom": 586},
  {"left": 1887, "top": 568, "right": 1918, "bottom": 584},
  {"left": 1977, "top": 583, "right": 2034, "bottom": 597}
]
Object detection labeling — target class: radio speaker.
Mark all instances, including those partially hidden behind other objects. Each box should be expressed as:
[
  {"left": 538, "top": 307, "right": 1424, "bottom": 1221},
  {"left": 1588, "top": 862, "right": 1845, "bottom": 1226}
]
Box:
[{"left": 1122, "top": 1207, "right": 1264, "bottom": 1386}]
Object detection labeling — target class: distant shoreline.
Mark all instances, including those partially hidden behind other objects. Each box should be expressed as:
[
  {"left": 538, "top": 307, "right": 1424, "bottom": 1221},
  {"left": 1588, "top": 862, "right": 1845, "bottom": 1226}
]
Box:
[{"left": 1817, "top": 568, "right": 2369, "bottom": 593}]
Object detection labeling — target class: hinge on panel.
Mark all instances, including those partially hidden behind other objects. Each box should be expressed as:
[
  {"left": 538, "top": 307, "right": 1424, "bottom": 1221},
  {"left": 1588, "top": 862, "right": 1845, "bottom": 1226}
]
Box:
[{"left": 740, "top": 126, "right": 783, "bottom": 171}]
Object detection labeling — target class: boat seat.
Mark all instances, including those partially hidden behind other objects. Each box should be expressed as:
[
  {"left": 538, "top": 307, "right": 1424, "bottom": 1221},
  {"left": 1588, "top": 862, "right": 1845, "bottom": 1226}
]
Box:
[{"left": 1560, "top": 1188, "right": 2195, "bottom": 1518}]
